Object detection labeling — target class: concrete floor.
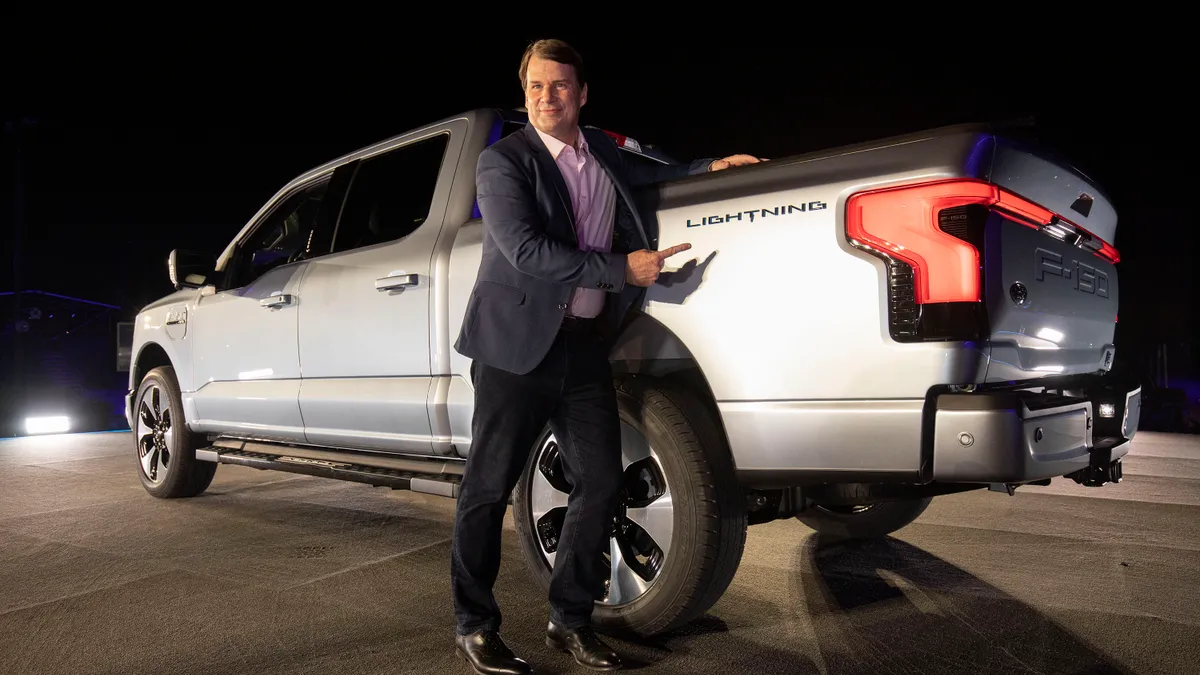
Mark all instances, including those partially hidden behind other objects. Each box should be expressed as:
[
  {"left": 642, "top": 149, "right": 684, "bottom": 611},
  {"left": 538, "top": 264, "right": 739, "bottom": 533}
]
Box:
[{"left": 1, "top": 431, "right": 1198, "bottom": 674}]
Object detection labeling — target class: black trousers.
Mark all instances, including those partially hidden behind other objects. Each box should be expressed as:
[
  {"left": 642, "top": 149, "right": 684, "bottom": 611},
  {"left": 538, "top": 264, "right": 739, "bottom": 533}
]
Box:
[{"left": 451, "top": 324, "right": 623, "bottom": 635}]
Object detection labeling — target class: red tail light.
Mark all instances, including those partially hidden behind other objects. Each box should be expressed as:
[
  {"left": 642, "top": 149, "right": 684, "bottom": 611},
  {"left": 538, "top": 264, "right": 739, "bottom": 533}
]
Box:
[
  {"left": 1092, "top": 238, "right": 1121, "bottom": 264},
  {"left": 602, "top": 129, "right": 627, "bottom": 146},
  {"left": 846, "top": 178, "right": 1118, "bottom": 305},
  {"left": 1089, "top": 230, "right": 1123, "bottom": 263}
]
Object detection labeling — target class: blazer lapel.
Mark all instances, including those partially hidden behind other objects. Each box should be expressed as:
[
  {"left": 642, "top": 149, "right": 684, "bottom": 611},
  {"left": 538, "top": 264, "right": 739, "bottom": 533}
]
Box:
[{"left": 523, "top": 124, "right": 578, "bottom": 244}]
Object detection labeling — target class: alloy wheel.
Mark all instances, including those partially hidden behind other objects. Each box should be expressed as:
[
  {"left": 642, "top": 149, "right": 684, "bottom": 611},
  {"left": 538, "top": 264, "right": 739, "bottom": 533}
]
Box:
[
  {"left": 136, "top": 384, "right": 173, "bottom": 485},
  {"left": 529, "top": 423, "right": 674, "bottom": 606}
]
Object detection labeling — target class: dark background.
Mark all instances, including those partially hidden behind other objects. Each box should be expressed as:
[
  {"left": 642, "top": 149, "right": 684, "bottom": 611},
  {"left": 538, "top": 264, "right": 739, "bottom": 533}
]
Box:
[{"left": 2, "top": 29, "right": 1196, "bottom": 429}]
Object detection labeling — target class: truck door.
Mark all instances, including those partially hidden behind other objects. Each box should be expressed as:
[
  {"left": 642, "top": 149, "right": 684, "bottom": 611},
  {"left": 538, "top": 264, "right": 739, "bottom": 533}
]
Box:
[
  {"left": 189, "top": 177, "right": 332, "bottom": 441},
  {"left": 296, "top": 122, "right": 462, "bottom": 455}
]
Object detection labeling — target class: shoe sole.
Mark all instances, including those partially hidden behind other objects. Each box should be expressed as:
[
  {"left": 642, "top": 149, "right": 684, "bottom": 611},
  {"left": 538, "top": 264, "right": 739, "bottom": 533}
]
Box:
[{"left": 545, "top": 636, "right": 622, "bottom": 671}]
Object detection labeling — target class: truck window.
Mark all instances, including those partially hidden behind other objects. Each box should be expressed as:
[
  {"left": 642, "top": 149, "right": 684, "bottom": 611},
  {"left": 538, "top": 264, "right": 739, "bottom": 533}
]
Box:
[
  {"left": 228, "top": 178, "right": 329, "bottom": 288},
  {"left": 332, "top": 132, "right": 450, "bottom": 253}
]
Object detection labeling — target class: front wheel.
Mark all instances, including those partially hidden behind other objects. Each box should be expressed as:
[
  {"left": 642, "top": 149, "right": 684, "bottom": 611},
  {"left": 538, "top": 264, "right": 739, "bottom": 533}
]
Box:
[
  {"left": 513, "top": 377, "right": 747, "bottom": 637},
  {"left": 133, "top": 366, "right": 217, "bottom": 498}
]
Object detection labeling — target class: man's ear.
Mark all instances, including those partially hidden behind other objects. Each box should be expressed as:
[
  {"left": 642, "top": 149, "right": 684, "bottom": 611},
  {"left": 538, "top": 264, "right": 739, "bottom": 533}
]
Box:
[{"left": 580, "top": 82, "right": 588, "bottom": 107}]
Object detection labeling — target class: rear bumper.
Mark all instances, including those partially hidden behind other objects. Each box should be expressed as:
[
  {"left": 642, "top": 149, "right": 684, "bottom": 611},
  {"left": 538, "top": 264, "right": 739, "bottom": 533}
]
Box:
[{"left": 932, "top": 385, "right": 1141, "bottom": 485}]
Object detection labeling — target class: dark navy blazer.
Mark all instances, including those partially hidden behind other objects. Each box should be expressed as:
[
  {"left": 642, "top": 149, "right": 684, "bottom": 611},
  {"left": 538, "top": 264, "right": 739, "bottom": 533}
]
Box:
[{"left": 453, "top": 123, "right": 713, "bottom": 375}]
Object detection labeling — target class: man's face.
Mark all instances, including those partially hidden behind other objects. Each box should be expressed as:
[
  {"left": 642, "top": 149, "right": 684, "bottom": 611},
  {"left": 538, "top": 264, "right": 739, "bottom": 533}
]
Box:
[{"left": 524, "top": 56, "right": 587, "bottom": 141}]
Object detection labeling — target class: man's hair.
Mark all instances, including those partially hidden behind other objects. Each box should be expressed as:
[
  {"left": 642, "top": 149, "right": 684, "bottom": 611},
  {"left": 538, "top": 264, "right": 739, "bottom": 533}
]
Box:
[{"left": 519, "top": 39, "right": 586, "bottom": 89}]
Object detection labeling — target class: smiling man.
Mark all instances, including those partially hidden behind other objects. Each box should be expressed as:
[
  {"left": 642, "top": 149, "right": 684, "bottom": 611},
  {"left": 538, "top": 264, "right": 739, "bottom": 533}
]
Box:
[{"left": 450, "top": 38, "right": 761, "bottom": 674}]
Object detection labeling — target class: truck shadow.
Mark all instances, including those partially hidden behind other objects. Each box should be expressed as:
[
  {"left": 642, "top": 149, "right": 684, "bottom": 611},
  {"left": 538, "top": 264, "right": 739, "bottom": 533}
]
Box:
[
  {"left": 788, "top": 534, "right": 1132, "bottom": 674},
  {"left": 603, "top": 534, "right": 1132, "bottom": 674}
]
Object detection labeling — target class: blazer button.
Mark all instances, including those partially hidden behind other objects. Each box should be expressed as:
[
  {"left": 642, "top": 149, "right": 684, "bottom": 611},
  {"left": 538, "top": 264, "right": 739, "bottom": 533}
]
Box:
[{"left": 558, "top": 303, "right": 567, "bottom": 310}]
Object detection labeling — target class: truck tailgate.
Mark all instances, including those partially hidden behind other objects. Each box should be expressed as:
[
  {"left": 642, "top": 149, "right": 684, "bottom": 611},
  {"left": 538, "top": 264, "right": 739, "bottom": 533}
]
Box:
[
  {"left": 982, "top": 212, "right": 1119, "bottom": 381},
  {"left": 980, "top": 137, "right": 1121, "bottom": 382}
]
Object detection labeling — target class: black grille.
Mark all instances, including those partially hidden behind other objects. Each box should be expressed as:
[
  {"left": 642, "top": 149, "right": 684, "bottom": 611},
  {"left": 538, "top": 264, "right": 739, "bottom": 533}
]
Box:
[
  {"left": 888, "top": 260, "right": 919, "bottom": 340},
  {"left": 882, "top": 258, "right": 986, "bottom": 343}
]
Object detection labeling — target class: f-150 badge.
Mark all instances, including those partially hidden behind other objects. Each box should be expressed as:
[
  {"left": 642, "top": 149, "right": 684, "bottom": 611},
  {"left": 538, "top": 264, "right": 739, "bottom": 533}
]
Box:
[
  {"left": 165, "top": 306, "right": 188, "bottom": 340},
  {"left": 687, "top": 202, "right": 827, "bottom": 228}
]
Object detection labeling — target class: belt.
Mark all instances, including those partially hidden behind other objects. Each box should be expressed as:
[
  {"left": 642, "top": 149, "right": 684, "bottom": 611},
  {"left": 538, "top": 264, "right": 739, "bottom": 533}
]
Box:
[{"left": 560, "top": 315, "right": 598, "bottom": 332}]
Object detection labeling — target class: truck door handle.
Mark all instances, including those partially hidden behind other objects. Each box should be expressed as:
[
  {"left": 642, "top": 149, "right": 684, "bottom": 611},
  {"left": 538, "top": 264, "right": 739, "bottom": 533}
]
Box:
[
  {"left": 376, "top": 274, "right": 418, "bottom": 291},
  {"left": 260, "top": 294, "right": 294, "bottom": 308}
]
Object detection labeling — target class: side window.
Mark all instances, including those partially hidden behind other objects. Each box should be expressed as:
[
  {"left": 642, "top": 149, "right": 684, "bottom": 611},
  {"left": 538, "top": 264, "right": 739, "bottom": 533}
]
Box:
[
  {"left": 228, "top": 179, "right": 329, "bottom": 288},
  {"left": 332, "top": 133, "right": 449, "bottom": 253}
]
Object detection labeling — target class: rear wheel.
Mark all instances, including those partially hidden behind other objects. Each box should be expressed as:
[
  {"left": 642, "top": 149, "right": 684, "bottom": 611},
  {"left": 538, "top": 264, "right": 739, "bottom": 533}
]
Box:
[
  {"left": 513, "top": 377, "right": 747, "bottom": 637},
  {"left": 134, "top": 366, "right": 216, "bottom": 498},
  {"left": 796, "top": 495, "right": 932, "bottom": 539}
]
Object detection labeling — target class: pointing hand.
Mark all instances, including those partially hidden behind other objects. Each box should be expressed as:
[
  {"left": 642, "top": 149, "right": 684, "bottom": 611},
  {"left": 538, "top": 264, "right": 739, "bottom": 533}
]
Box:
[{"left": 626, "top": 243, "right": 692, "bottom": 287}]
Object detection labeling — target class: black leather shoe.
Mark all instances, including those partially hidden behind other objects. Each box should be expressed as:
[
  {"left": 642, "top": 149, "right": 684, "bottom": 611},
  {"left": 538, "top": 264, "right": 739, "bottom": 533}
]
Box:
[
  {"left": 454, "top": 630, "right": 533, "bottom": 675},
  {"left": 545, "top": 622, "right": 622, "bottom": 671}
]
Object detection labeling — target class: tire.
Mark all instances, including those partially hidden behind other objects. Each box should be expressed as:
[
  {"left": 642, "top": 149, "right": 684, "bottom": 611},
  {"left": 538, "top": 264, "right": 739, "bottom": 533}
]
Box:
[
  {"left": 796, "top": 495, "right": 932, "bottom": 540},
  {"left": 133, "top": 366, "right": 217, "bottom": 498},
  {"left": 513, "top": 376, "right": 747, "bottom": 637}
]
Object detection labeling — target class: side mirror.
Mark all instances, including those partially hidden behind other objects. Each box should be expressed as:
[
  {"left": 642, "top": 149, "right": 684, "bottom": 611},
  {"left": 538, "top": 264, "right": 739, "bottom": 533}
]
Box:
[{"left": 168, "top": 249, "right": 215, "bottom": 290}]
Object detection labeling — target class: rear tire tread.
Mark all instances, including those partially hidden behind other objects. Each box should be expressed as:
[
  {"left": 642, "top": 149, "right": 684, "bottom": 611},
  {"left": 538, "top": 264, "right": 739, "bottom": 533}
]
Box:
[
  {"left": 796, "top": 493, "right": 932, "bottom": 540},
  {"left": 612, "top": 377, "right": 747, "bottom": 635}
]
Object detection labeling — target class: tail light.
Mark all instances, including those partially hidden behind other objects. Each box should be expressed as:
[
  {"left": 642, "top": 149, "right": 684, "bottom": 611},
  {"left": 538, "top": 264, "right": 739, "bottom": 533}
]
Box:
[
  {"left": 601, "top": 129, "right": 642, "bottom": 153},
  {"left": 846, "top": 177, "right": 1120, "bottom": 342}
]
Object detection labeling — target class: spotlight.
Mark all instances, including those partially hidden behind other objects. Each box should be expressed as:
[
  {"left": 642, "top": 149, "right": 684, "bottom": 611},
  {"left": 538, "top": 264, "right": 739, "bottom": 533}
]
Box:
[{"left": 25, "top": 416, "right": 70, "bottom": 435}]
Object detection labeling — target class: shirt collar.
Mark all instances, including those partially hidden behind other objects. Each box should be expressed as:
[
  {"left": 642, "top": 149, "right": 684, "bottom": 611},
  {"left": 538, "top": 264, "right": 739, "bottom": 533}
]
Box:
[{"left": 534, "top": 126, "right": 587, "bottom": 160}]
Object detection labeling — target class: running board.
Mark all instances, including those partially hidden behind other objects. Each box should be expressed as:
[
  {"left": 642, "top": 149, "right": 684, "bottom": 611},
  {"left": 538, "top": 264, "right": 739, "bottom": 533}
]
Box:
[{"left": 195, "top": 441, "right": 463, "bottom": 498}]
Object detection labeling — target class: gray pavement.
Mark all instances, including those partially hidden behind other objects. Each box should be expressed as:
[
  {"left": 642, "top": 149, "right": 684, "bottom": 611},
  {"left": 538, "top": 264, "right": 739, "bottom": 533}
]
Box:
[{"left": 1, "top": 430, "right": 1198, "bottom": 674}]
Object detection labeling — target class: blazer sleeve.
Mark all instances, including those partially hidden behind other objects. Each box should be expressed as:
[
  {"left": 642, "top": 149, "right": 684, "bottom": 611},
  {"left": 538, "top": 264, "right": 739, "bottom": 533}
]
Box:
[
  {"left": 476, "top": 146, "right": 627, "bottom": 291},
  {"left": 616, "top": 142, "right": 715, "bottom": 187}
]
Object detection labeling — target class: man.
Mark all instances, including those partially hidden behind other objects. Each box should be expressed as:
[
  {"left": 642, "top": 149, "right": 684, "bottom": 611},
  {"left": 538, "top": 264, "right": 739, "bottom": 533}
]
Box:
[{"left": 451, "top": 39, "right": 761, "bottom": 674}]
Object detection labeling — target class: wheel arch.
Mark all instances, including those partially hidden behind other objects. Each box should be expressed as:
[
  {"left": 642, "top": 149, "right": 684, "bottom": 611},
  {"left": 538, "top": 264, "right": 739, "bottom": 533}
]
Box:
[
  {"left": 609, "top": 313, "right": 734, "bottom": 467},
  {"left": 132, "top": 342, "right": 174, "bottom": 392}
]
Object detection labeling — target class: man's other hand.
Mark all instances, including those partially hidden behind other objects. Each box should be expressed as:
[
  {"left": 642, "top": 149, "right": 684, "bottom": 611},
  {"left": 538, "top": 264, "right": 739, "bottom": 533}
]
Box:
[
  {"left": 709, "top": 154, "right": 766, "bottom": 171},
  {"left": 626, "top": 243, "right": 692, "bottom": 287}
]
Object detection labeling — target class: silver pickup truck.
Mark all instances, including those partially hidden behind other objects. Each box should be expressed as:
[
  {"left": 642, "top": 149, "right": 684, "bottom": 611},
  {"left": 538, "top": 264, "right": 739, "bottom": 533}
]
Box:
[{"left": 126, "top": 107, "right": 1141, "bottom": 636}]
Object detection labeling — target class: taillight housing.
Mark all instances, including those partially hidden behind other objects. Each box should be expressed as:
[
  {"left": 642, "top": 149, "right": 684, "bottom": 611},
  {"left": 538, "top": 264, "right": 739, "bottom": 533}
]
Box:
[{"left": 846, "top": 178, "right": 1119, "bottom": 342}]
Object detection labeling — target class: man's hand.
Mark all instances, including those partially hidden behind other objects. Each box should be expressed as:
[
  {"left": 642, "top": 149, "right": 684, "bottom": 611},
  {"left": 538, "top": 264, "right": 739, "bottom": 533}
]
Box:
[
  {"left": 709, "top": 154, "right": 766, "bottom": 171},
  {"left": 626, "top": 243, "right": 693, "bottom": 287}
]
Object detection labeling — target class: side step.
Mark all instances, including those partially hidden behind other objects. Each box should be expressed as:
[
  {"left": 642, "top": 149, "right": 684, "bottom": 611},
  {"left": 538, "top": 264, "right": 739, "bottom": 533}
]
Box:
[{"left": 196, "top": 440, "right": 464, "bottom": 498}]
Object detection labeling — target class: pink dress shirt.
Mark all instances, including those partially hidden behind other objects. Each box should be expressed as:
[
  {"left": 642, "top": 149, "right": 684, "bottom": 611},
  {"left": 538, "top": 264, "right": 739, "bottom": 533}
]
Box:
[{"left": 534, "top": 126, "right": 618, "bottom": 319}]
